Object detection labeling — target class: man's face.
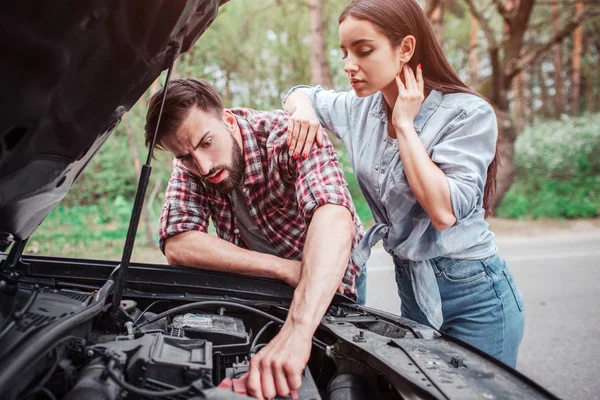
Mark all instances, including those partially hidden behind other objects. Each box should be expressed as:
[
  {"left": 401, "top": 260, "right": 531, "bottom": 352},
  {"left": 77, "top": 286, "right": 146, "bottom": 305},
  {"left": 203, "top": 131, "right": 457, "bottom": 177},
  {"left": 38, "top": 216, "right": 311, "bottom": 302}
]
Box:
[{"left": 161, "top": 106, "right": 244, "bottom": 194}]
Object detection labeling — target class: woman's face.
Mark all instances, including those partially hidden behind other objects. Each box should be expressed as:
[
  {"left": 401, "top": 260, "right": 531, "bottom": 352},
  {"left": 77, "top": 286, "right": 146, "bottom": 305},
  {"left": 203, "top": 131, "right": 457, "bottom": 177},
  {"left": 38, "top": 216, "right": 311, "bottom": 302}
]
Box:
[{"left": 338, "top": 16, "right": 402, "bottom": 97}]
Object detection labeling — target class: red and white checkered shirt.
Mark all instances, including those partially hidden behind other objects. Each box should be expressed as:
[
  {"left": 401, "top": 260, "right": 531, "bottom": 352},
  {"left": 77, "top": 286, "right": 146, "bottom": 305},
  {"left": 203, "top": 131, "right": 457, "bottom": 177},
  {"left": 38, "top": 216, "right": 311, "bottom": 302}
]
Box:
[{"left": 159, "top": 108, "right": 364, "bottom": 299}]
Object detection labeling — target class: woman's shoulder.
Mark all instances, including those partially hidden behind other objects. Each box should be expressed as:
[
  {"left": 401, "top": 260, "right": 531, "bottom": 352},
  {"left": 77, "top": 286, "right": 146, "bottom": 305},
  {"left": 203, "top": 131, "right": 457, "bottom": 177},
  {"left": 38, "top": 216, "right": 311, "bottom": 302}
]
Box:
[{"left": 438, "top": 92, "right": 494, "bottom": 115}]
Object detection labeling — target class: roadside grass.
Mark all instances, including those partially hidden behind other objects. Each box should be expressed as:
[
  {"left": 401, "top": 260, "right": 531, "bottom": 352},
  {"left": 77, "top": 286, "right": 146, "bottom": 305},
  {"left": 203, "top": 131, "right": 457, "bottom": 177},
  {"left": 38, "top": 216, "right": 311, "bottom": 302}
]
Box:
[
  {"left": 497, "top": 113, "right": 600, "bottom": 219},
  {"left": 27, "top": 203, "right": 165, "bottom": 263}
]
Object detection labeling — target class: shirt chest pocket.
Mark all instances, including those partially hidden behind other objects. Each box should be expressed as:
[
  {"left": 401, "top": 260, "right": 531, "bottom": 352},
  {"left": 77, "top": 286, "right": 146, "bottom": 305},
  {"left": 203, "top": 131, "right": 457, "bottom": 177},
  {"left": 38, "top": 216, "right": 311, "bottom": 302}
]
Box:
[
  {"left": 380, "top": 165, "right": 420, "bottom": 220},
  {"left": 263, "top": 182, "right": 294, "bottom": 216}
]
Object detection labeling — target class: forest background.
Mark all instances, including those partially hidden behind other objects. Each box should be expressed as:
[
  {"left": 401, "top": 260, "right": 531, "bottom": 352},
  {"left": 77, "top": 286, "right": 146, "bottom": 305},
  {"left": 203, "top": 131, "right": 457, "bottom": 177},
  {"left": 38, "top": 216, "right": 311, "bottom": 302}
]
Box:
[{"left": 28, "top": 0, "right": 600, "bottom": 260}]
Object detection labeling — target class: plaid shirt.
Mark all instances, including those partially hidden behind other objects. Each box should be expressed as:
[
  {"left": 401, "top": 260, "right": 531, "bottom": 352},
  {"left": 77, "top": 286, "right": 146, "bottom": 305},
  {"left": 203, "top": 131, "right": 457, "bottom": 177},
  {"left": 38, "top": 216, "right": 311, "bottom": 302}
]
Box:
[{"left": 159, "top": 108, "right": 364, "bottom": 299}]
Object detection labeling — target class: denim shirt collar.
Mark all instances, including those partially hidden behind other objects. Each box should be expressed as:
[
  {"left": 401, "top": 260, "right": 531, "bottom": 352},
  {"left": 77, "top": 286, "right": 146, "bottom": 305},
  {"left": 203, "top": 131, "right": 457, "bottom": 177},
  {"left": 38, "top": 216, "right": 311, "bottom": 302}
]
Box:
[{"left": 369, "top": 90, "right": 443, "bottom": 133}]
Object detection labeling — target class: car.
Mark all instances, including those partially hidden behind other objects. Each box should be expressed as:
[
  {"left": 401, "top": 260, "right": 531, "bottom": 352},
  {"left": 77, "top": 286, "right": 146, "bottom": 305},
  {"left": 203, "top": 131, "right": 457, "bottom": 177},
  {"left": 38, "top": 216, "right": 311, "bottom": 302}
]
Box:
[{"left": 0, "top": 1, "right": 559, "bottom": 399}]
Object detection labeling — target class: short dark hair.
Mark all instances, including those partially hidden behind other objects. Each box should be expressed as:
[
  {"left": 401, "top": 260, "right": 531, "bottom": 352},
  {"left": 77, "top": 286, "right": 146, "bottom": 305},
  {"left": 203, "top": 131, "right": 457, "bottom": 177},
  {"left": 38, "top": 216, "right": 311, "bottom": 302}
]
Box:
[{"left": 145, "top": 78, "right": 224, "bottom": 150}]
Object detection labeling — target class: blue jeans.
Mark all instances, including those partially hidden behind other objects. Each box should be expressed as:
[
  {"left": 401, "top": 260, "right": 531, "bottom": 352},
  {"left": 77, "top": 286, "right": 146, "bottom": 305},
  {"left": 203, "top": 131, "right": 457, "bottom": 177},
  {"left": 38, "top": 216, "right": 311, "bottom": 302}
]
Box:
[
  {"left": 394, "top": 253, "right": 525, "bottom": 368},
  {"left": 355, "top": 268, "right": 367, "bottom": 305}
]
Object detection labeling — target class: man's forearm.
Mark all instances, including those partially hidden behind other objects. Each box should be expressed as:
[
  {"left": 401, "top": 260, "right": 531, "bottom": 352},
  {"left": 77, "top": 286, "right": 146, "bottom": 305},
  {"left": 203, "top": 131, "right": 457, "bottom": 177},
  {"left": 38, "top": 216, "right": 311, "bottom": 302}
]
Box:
[
  {"left": 164, "top": 231, "right": 291, "bottom": 281},
  {"left": 286, "top": 204, "right": 354, "bottom": 333}
]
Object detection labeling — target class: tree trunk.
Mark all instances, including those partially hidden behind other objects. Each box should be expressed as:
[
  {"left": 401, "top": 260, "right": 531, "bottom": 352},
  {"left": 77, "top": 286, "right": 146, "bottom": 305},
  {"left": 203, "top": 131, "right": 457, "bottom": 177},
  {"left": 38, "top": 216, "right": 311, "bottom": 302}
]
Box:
[
  {"left": 581, "top": 34, "right": 593, "bottom": 114},
  {"left": 124, "top": 114, "right": 155, "bottom": 246},
  {"left": 570, "top": 0, "right": 584, "bottom": 115},
  {"left": 427, "top": 0, "right": 445, "bottom": 46},
  {"left": 308, "top": 0, "right": 333, "bottom": 88},
  {"left": 513, "top": 69, "right": 525, "bottom": 133},
  {"left": 464, "top": 0, "right": 592, "bottom": 209},
  {"left": 494, "top": 107, "right": 518, "bottom": 211},
  {"left": 551, "top": 0, "right": 565, "bottom": 116},
  {"left": 527, "top": 68, "right": 535, "bottom": 125},
  {"left": 468, "top": 14, "right": 479, "bottom": 87},
  {"left": 538, "top": 60, "right": 553, "bottom": 118}
]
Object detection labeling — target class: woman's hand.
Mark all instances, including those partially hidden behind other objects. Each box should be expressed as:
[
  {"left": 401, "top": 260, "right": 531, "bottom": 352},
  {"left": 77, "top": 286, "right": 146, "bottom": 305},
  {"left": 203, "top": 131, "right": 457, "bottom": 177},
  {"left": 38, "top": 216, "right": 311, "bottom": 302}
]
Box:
[
  {"left": 286, "top": 107, "right": 325, "bottom": 159},
  {"left": 392, "top": 64, "right": 425, "bottom": 133}
]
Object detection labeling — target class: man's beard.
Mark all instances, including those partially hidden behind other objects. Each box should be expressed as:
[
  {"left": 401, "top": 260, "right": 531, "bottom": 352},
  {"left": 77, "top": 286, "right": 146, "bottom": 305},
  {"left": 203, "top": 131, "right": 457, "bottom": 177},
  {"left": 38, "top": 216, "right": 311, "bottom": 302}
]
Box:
[{"left": 202, "top": 137, "right": 244, "bottom": 194}]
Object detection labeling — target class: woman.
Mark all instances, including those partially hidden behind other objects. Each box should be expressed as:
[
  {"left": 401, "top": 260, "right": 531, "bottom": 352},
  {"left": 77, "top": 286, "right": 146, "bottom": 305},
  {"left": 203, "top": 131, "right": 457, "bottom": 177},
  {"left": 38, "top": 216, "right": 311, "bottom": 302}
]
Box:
[{"left": 283, "top": 0, "right": 524, "bottom": 367}]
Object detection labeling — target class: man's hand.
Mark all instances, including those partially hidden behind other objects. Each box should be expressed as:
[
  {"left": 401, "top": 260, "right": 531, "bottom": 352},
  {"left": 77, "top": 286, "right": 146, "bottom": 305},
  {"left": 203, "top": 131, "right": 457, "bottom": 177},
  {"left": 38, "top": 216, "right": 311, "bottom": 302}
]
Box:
[
  {"left": 281, "top": 259, "right": 344, "bottom": 294},
  {"left": 245, "top": 322, "right": 312, "bottom": 399}
]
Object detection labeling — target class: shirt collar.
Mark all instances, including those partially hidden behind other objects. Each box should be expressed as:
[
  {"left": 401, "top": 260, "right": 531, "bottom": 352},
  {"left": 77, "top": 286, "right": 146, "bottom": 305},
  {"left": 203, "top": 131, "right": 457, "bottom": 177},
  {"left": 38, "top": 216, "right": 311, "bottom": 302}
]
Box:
[
  {"left": 370, "top": 89, "right": 443, "bottom": 133},
  {"left": 414, "top": 90, "right": 443, "bottom": 133},
  {"left": 232, "top": 111, "right": 266, "bottom": 187}
]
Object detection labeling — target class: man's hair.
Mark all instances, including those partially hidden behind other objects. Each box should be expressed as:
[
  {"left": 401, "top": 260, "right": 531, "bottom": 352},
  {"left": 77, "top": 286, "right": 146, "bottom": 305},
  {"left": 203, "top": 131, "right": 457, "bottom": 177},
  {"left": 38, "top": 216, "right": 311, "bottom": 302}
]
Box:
[{"left": 145, "top": 78, "right": 224, "bottom": 150}]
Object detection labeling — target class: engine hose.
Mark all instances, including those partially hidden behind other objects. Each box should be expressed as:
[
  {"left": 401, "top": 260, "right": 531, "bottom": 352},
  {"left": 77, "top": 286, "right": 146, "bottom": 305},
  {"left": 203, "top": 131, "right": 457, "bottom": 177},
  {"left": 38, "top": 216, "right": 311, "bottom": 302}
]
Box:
[
  {"left": 328, "top": 373, "right": 371, "bottom": 400},
  {"left": 63, "top": 359, "right": 120, "bottom": 400}
]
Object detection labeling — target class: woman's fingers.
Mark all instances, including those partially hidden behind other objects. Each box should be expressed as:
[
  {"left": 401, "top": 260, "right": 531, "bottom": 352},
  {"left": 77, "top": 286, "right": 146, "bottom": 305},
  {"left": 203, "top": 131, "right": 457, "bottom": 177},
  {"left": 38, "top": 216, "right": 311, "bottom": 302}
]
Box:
[
  {"left": 300, "top": 124, "right": 319, "bottom": 159},
  {"left": 416, "top": 63, "right": 424, "bottom": 94},
  {"left": 315, "top": 128, "right": 324, "bottom": 148},
  {"left": 288, "top": 120, "right": 302, "bottom": 157},
  {"left": 293, "top": 121, "right": 309, "bottom": 158},
  {"left": 287, "top": 119, "right": 295, "bottom": 147},
  {"left": 403, "top": 64, "right": 418, "bottom": 91},
  {"left": 395, "top": 74, "right": 406, "bottom": 93}
]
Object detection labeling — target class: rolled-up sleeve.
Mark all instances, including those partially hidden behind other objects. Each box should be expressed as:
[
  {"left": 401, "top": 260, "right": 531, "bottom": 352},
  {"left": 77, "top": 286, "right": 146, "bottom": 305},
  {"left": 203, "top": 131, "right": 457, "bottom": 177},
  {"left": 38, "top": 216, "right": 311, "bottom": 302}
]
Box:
[
  {"left": 283, "top": 85, "right": 354, "bottom": 139},
  {"left": 431, "top": 105, "right": 498, "bottom": 222},
  {"left": 158, "top": 160, "right": 211, "bottom": 253},
  {"left": 291, "top": 134, "right": 356, "bottom": 222}
]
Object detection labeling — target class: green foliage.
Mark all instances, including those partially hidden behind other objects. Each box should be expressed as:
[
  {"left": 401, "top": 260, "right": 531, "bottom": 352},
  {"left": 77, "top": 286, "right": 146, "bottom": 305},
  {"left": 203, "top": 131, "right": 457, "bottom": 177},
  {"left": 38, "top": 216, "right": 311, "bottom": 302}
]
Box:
[
  {"left": 23, "top": 1, "right": 600, "bottom": 260},
  {"left": 333, "top": 139, "right": 374, "bottom": 226},
  {"left": 497, "top": 113, "right": 600, "bottom": 219}
]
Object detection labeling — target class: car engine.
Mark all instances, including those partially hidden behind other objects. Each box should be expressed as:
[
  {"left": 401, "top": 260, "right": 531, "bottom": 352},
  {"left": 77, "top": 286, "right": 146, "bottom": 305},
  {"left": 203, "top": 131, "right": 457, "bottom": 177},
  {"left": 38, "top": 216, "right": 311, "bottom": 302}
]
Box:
[{"left": 0, "top": 286, "right": 339, "bottom": 400}]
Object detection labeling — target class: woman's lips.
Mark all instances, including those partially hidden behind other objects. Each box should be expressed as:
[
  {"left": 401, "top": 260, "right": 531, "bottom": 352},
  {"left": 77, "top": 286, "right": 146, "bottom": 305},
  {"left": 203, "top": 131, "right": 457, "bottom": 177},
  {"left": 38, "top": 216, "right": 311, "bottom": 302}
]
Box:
[
  {"left": 350, "top": 80, "right": 364, "bottom": 88},
  {"left": 207, "top": 169, "right": 226, "bottom": 183}
]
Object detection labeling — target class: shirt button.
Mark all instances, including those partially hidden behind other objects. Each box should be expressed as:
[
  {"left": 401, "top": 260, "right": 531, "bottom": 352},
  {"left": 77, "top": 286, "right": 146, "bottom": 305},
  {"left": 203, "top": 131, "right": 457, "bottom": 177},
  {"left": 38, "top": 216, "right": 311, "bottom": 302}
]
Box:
[
  {"left": 234, "top": 228, "right": 239, "bottom": 234},
  {"left": 375, "top": 166, "right": 379, "bottom": 171}
]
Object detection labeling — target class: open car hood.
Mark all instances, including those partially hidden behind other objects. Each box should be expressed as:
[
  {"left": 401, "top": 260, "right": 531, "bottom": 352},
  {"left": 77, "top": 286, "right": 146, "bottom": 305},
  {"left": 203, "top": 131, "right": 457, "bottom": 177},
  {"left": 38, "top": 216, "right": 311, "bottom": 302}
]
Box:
[{"left": 0, "top": 0, "right": 225, "bottom": 247}]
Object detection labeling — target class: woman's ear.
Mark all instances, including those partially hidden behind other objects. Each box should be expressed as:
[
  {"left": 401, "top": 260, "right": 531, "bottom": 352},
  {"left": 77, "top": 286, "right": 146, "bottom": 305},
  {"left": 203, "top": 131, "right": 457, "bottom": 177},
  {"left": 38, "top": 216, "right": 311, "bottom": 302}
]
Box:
[{"left": 398, "top": 35, "right": 416, "bottom": 65}]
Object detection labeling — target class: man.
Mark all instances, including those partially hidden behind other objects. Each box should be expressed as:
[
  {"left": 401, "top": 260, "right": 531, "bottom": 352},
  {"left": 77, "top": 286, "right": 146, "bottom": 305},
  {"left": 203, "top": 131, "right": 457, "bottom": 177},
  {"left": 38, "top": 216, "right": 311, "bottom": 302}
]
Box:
[{"left": 145, "top": 78, "right": 364, "bottom": 399}]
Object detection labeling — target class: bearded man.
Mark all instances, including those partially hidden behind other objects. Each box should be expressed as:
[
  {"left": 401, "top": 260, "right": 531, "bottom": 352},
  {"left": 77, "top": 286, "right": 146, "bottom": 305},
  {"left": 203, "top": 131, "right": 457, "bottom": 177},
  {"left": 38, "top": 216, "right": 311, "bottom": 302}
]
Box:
[{"left": 145, "top": 78, "right": 364, "bottom": 399}]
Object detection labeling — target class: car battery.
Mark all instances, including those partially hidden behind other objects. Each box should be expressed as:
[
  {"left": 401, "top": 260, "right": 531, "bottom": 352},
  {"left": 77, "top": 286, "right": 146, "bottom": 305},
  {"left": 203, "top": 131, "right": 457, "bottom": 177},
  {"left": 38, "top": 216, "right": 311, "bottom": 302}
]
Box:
[{"left": 171, "top": 313, "right": 250, "bottom": 352}]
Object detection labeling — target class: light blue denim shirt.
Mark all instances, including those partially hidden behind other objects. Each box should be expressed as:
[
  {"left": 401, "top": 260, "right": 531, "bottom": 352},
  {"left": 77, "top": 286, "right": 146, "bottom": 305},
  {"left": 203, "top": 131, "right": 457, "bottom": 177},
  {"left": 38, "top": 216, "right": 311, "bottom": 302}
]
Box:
[{"left": 284, "top": 86, "right": 498, "bottom": 328}]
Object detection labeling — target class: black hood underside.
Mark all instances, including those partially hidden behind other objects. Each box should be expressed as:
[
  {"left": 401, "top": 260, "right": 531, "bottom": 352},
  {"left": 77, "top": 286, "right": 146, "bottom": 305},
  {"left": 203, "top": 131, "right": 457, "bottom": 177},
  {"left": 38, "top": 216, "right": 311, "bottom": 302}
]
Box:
[{"left": 0, "top": 0, "right": 225, "bottom": 246}]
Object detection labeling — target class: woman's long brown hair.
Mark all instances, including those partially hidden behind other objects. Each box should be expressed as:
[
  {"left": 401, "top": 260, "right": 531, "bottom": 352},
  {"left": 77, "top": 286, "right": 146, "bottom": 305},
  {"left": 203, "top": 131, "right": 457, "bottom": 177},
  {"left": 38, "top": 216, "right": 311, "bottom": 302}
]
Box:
[{"left": 340, "top": 0, "right": 499, "bottom": 216}]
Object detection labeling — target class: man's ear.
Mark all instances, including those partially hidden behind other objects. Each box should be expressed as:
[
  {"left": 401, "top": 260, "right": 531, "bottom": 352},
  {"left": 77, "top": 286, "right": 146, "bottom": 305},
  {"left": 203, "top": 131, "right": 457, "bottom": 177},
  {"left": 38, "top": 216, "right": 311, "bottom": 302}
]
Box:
[
  {"left": 397, "top": 35, "right": 416, "bottom": 65},
  {"left": 221, "top": 109, "right": 236, "bottom": 128}
]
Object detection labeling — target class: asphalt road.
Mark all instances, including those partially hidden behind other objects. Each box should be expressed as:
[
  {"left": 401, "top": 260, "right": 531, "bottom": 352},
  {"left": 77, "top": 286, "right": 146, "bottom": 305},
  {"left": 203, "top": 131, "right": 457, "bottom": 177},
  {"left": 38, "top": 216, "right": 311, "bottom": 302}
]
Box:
[{"left": 364, "top": 232, "right": 600, "bottom": 400}]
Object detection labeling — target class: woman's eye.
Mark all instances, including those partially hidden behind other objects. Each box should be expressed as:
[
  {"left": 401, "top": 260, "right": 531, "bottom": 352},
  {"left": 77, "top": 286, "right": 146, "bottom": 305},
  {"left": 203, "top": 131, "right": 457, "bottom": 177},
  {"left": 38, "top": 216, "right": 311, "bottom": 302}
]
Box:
[
  {"left": 358, "top": 49, "right": 373, "bottom": 57},
  {"left": 202, "top": 139, "right": 212, "bottom": 148},
  {"left": 341, "top": 54, "right": 348, "bottom": 60}
]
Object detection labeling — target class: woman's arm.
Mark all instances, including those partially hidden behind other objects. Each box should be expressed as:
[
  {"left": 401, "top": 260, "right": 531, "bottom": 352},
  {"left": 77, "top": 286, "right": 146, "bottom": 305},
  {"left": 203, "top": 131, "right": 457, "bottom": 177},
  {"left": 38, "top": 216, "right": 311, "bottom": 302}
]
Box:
[
  {"left": 392, "top": 65, "right": 456, "bottom": 231},
  {"left": 392, "top": 65, "right": 496, "bottom": 230},
  {"left": 395, "top": 125, "right": 457, "bottom": 231},
  {"left": 283, "top": 86, "right": 354, "bottom": 158},
  {"left": 284, "top": 89, "right": 324, "bottom": 158}
]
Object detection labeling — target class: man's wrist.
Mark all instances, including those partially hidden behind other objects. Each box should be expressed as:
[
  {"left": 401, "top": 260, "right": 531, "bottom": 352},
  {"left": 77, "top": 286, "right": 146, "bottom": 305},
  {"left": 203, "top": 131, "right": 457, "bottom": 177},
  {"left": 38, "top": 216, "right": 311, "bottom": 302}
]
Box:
[{"left": 288, "top": 312, "right": 318, "bottom": 336}]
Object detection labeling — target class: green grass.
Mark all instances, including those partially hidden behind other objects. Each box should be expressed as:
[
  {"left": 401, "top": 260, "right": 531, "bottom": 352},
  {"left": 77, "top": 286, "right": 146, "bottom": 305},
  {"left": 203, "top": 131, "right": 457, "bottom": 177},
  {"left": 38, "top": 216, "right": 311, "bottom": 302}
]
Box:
[
  {"left": 27, "top": 202, "right": 165, "bottom": 263},
  {"left": 497, "top": 113, "right": 600, "bottom": 219}
]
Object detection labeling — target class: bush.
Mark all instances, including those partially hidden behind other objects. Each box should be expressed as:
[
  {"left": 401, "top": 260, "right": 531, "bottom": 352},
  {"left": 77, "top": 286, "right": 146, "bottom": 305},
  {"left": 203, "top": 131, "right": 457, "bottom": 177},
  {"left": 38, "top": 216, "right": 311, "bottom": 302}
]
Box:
[{"left": 497, "top": 113, "right": 600, "bottom": 219}]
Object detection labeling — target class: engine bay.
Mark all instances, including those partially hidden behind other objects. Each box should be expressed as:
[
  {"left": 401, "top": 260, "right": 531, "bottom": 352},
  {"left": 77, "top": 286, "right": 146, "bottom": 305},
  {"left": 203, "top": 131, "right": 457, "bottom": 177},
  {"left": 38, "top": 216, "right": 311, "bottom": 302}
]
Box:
[{"left": 0, "top": 284, "right": 405, "bottom": 400}]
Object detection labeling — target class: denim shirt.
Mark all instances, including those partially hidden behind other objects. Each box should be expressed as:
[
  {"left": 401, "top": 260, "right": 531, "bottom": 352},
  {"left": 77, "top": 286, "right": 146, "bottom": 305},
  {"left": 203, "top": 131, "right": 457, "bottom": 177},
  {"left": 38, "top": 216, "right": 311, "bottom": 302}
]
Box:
[{"left": 284, "top": 86, "right": 498, "bottom": 328}]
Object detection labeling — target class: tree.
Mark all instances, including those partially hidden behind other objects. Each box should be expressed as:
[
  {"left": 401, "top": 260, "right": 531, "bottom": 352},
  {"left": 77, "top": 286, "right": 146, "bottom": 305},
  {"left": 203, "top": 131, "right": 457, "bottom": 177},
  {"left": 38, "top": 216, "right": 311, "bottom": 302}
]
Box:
[
  {"left": 426, "top": 0, "right": 446, "bottom": 45},
  {"left": 463, "top": 0, "right": 598, "bottom": 209},
  {"left": 309, "top": 0, "right": 334, "bottom": 87},
  {"left": 468, "top": 14, "right": 479, "bottom": 87},
  {"left": 551, "top": 0, "right": 565, "bottom": 116},
  {"left": 571, "top": 0, "right": 585, "bottom": 115}
]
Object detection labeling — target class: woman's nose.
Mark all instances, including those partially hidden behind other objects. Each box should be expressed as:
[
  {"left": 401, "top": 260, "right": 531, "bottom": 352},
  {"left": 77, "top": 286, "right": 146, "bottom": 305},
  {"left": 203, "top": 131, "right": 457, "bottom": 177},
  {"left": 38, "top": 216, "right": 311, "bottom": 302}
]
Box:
[{"left": 344, "top": 56, "right": 358, "bottom": 74}]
